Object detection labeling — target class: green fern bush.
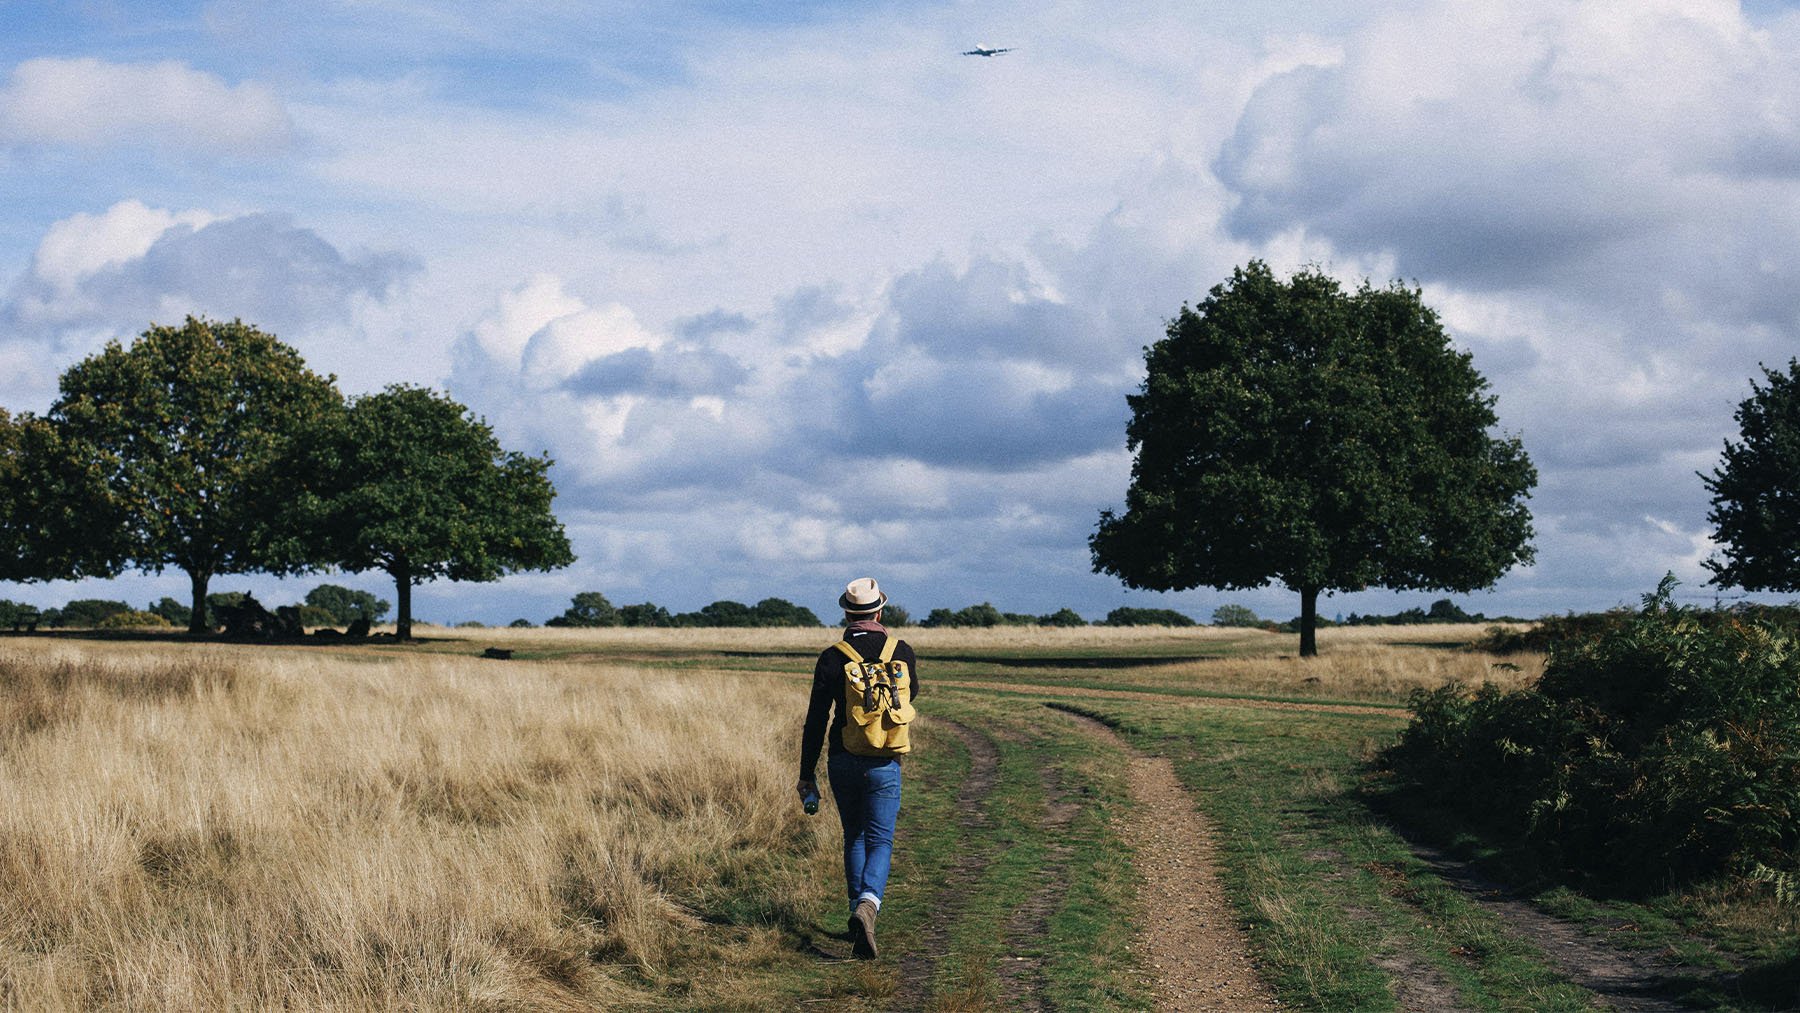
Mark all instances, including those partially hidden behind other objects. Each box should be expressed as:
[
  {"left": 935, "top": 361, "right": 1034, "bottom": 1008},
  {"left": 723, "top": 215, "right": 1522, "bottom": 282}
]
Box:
[{"left": 1384, "top": 577, "right": 1800, "bottom": 895}]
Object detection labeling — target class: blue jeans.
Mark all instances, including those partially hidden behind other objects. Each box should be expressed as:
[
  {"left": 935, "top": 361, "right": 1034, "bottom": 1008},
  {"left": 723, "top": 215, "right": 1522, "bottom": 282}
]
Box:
[{"left": 826, "top": 752, "right": 902, "bottom": 910}]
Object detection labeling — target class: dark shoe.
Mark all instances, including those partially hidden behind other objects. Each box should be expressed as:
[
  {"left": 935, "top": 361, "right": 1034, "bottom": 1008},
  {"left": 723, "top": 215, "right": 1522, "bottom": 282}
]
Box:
[{"left": 850, "top": 900, "right": 878, "bottom": 959}]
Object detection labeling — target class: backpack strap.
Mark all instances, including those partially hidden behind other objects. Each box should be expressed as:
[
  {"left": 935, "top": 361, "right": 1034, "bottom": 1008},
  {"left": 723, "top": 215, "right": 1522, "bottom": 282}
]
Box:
[
  {"left": 832, "top": 641, "right": 863, "bottom": 664},
  {"left": 877, "top": 637, "right": 899, "bottom": 664}
]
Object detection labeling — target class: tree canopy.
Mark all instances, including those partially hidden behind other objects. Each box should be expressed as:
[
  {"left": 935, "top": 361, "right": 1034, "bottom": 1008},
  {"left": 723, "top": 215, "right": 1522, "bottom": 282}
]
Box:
[
  {"left": 1704, "top": 358, "right": 1800, "bottom": 592},
  {"left": 306, "top": 384, "right": 574, "bottom": 640},
  {"left": 47, "top": 317, "right": 341, "bottom": 632},
  {"left": 1090, "top": 261, "right": 1536, "bottom": 656},
  {"left": 1210, "top": 604, "right": 1261, "bottom": 628},
  {"left": 303, "top": 584, "right": 391, "bottom": 626},
  {"left": 546, "top": 591, "right": 619, "bottom": 627}
]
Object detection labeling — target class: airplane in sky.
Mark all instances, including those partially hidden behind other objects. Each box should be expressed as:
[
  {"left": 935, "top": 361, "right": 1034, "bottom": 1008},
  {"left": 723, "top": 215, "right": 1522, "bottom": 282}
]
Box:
[{"left": 961, "top": 45, "right": 1014, "bottom": 57}]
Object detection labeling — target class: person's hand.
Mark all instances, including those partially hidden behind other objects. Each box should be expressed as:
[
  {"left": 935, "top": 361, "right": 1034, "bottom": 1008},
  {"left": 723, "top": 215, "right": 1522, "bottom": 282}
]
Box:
[{"left": 795, "top": 778, "right": 816, "bottom": 799}]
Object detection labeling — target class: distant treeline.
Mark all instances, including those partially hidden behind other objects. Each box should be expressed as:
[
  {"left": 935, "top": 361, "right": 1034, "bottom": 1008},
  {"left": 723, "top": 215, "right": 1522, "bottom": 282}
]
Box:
[
  {"left": 5, "top": 588, "right": 1545, "bottom": 633},
  {"left": 535, "top": 592, "right": 825, "bottom": 629},
  {"left": 522, "top": 596, "right": 1523, "bottom": 629},
  {"left": 528, "top": 595, "right": 1205, "bottom": 629},
  {"left": 0, "top": 584, "right": 390, "bottom": 632}
]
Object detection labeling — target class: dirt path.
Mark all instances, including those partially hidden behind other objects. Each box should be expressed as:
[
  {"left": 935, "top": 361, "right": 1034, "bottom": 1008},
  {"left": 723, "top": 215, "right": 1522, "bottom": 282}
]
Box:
[
  {"left": 1061, "top": 711, "right": 1280, "bottom": 1012},
  {"left": 892, "top": 716, "right": 1001, "bottom": 1012},
  {"left": 1406, "top": 843, "right": 1712, "bottom": 1012},
  {"left": 1341, "top": 902, "right": 1472, "bottom": 1013}
]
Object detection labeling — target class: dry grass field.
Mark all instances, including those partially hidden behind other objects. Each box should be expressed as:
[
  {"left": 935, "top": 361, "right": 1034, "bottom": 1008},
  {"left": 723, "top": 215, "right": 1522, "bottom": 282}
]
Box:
[
  {"left": 0, "top": 637, "right": 835, "bottom": 1010},
  {"left": 0, "top": 624, "right": 1556, "bottom": 1010}
]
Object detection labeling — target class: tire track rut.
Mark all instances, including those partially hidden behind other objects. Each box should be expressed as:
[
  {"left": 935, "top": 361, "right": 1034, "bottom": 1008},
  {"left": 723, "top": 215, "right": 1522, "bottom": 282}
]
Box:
[
  {"left": 1407, "top": 842, "right": 1714, "bottom": 1012},
  {"left": 893, "top": 716, "right": 1000, "bottom": 1012}
]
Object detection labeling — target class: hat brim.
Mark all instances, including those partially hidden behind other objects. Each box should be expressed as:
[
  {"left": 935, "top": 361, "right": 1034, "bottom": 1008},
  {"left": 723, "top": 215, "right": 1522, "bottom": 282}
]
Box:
[{"left": 838, "top": 591, "right": 888, "bottom": 614}]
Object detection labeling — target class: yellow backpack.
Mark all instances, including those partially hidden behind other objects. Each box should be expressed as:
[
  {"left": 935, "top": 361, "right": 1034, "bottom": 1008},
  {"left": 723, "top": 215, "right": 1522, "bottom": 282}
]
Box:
[{"left": 833, "top": 638, "right": 916, "bottom": 757}]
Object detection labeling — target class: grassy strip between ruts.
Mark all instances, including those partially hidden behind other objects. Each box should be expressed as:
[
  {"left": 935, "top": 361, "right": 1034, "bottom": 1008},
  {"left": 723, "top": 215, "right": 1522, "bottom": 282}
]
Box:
[
  {"left": 1058, "top": 700, "right": 1606, "bottom": 1011},
  {"left": 769, "top": 691, "right": 1146, "bottom": 1010},
  {"left": 921, "top": 692, "right": 1147, "bottom": 1011}
]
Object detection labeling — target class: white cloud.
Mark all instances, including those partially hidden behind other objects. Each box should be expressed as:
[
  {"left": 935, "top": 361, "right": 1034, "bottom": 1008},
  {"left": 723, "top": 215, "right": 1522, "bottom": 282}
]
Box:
[
  {"left": 31, "top": 200, "right": 217, "bottom": 294},
  {"left": 11, "top": 1, "right": 1800, "bottom": 622},
  {"left": 0, "top": 58, "right": 291, "bottom": 153},
  {"left": 471, "top": 275, "right": 584, "bottom": 366},
  {"left": 0, "top": 203, "right": 418, "bottom": 409},
  {"left": 522, "top": 303, "right": 660, "bottom": 385}
]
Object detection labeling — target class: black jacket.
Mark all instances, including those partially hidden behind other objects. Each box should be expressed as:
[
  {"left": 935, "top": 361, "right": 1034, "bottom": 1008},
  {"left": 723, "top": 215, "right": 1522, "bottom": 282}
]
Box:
[{"left": 798, "top": 625, "right": 920, "bottom": 780}]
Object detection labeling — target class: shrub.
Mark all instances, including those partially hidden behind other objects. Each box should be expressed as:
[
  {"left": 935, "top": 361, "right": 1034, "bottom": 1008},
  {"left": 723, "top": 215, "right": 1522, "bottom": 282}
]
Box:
[
  {"left": 148, "top": 597, "right": 191, "bottom": 627},
  {"left": 617, "top": 603, "right": 673, "bottom": 627},
  {"left": 1471, "top": 608, "right": 1634, "bottom": 654},
  {"left": 1102, "top": 606, "right": 1196, "bottom": 627},
  {"left": 1211, "top": 604, "right": 1260, "bottom": 627},
  {"left": 546, "top": 592, "right": 619, "bottom": 628},
  {"left": 922, "top": 603, "right": 1004, "bottom": 628},
  {"left": 96, "top": 609, "right": 172, "bottom": 629},
  {"left": 1383, "top": 577, "right": 1800, "bottom": 894},
  {"left": 749, "top": 598, "right": 821, "bottom": 627},
  {"left": 656, "top": 599, "right": 823, "bottom": 628},
  {"left": 303, "top": 584, "right": 390, "bottom": 625},
  {"left": 0, "top": 600, "right": 41, "bottom": 630},
  {"left": 53, "top": 599, "right": 133, "bottom": 628},
  {"left": 1039, "top": 607, "right": 1089, "bottom": 627},
  {"left": 881, "top": 604, "right": 910, "bottom": 627}
]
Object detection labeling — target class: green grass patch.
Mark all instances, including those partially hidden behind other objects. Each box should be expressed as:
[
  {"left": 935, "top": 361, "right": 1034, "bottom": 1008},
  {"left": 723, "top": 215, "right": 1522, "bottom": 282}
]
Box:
[
  {"left": 1081, "top": 700, "right": 1600, "bottom": 1011},
  {"left": 918, "top": 693, "right": 1150, "bottom": 1010}
]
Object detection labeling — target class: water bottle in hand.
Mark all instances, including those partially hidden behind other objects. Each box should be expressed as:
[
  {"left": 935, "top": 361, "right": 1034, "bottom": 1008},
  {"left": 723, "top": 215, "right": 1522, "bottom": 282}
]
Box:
[{"left": 801, "top": 785, "right": 820, "bottom": 815}]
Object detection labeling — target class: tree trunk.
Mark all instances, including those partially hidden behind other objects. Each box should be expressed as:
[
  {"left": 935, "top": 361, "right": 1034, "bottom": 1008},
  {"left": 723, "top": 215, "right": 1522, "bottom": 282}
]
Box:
[
  {"left": 393, "top": 558, "right": 413, "bottom": 641},
  {"left": 1298, "top": 585, "right": 1319, "bottom": 658},
  {"left": 188, "top": 569, "right": 211, "bottom": 635}
]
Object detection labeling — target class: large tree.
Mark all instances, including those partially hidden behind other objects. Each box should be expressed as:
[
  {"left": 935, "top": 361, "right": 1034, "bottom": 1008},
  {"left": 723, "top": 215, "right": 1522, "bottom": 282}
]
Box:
[
  {"left": 1091, "top": 261, "right": 1536, "bottom": 656},
  {"left": 307, "top": 384, "right": 574, "bottom": 640},
  {"left": 1703, "top": 359, "right": 1800, "bottom": 592},
  {"left": 48, "top": 317, "right": 341, "bottom": 631},
  {"left": 0, "top": 408, "right": 121, "bottom": 583}
]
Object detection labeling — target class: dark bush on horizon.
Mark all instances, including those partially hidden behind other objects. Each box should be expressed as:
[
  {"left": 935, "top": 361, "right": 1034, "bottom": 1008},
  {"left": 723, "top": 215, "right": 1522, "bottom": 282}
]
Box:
[
  {"left": 0, "top": 600, "right": 42, "bottom": 630},
  {"left": 617, "top": 602, "right": 674, "bottom": 627},
  {"left": 46, "top": 599, "right": 133, "bottom": 628},
  {"left": 923, "top": 603, "right": 1001, "bottom": 628},
  {"left": 1101, "top": 606, "right": 1195, "bottom": 627},
  {"left": 1471, "top": 608, "right": 1636, "bottom": 654},
  {"left": 1382, "top": 577, "right": 1800, "bottom": 895},
  {"left": 303, "top": 584, "right": 390, "bottom": 626},
  {"left": 1338, "top": 598, "right": 1525, "bottom": 627},
  {"left": 546, "top": 591, "right": 618, "bottom": 627},
  {"left": 921, "top": 603, "right": 1089, "bottom": 627},
  {"left": 546, "top": 593, "right": 821, "bottom": 628},
  {"left": 671, "top": 598, "right": 822, "bottom": 627}
]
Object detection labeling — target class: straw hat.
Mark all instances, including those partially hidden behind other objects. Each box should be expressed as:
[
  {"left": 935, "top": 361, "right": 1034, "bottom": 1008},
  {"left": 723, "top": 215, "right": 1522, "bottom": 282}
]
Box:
[{"left": 838, "top": 577, "right": 888, "bottom": 615}]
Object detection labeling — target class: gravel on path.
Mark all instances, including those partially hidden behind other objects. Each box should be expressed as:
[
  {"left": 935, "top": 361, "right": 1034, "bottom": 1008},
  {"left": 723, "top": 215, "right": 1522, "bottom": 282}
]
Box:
[{"left": 1064, "top": 711, "right": 1282, "bottom": 1012}]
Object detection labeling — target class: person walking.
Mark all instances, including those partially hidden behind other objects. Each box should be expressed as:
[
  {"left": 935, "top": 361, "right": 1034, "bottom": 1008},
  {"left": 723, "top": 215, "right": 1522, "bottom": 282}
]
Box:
[{"left": 797, "top": 577, "right": 919, "bottom": 959}]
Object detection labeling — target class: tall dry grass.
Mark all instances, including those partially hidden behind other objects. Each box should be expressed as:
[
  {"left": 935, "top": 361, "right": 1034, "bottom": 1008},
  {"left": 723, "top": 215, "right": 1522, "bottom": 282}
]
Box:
[{"left": 0, "top": 640, "right": 833, "bottom": 1010}]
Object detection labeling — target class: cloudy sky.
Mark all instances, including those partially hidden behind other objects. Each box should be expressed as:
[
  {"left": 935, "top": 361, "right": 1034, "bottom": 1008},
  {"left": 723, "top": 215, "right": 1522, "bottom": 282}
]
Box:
[{"left": 3, "top": 0, "right": 1797, "bottom": 625}]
